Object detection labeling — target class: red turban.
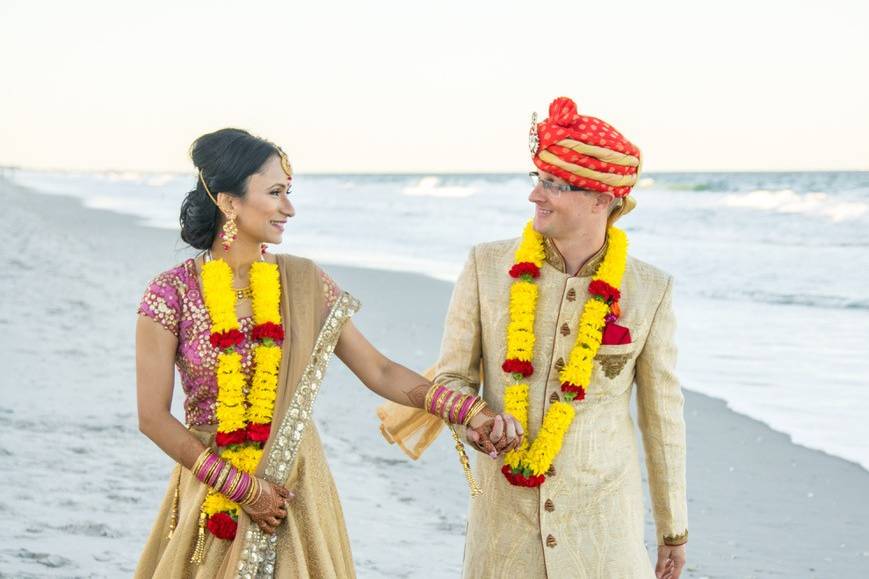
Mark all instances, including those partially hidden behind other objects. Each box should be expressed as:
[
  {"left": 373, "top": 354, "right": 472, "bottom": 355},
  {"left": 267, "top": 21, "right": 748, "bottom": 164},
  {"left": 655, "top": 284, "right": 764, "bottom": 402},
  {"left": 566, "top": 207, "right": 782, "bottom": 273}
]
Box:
[{"left": 531, "top": 97, "right": 641, "bottom": 198}]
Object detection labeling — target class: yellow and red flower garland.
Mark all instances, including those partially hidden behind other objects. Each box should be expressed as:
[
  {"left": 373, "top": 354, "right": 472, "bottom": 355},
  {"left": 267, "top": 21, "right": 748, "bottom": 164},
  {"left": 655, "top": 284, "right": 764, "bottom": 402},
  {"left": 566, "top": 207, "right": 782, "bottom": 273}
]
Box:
[
  {"left": 199, "top": 259, "right": 283, "bottom": 539},
  {"left": 501, "top": 221, "right": 628, "bottom": 487}
]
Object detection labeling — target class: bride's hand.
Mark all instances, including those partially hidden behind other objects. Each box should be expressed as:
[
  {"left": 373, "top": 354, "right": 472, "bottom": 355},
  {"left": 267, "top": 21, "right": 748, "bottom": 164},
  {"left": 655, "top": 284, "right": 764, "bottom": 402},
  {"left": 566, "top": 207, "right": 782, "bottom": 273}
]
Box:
[
  {"left": 467, "top": 410, "right": 524, "bottom": 457},
  {"left": 241, "top": 479, "right": 293, "bottom": 535}
]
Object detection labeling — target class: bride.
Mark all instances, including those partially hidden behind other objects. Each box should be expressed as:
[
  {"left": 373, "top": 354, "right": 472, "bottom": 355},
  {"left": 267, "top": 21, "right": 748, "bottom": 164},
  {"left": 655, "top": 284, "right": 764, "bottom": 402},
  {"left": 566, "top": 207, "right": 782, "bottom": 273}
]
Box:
[{"left": 133, "top": 128, "right": 522, "bottom": 578}]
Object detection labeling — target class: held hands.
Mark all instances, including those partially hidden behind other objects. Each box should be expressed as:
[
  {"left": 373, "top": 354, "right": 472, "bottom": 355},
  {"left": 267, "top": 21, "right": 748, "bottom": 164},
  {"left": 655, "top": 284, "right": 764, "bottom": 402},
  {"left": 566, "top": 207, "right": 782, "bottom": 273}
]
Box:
[
  {"left": 241, "top": 478, "right": 293, "bottom": 535},
  {"left": 466, "top": 408, "right": 524, "bottom": 458}
]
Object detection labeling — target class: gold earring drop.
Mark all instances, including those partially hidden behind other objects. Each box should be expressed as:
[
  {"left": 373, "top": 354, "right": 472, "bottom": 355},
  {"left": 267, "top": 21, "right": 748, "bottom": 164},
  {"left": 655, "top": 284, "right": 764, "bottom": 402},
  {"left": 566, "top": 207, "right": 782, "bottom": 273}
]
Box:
[{"left": 220, "top": 214, "right": 238, "bottom": 252}]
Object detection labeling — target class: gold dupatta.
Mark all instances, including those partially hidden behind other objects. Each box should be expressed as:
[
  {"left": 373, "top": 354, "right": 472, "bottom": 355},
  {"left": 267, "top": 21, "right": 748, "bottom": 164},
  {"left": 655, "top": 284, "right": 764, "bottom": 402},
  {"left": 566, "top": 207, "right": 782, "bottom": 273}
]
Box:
[{"left": 217, "top": 255, "right": 359, "bottom": 578}]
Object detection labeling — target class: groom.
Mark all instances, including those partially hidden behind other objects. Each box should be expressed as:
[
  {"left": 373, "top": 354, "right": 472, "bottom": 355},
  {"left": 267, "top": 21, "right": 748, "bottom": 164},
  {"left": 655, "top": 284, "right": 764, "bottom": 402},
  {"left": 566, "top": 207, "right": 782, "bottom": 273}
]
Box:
[{"left": 434, "top": 97, "right": 688, "bottom": 578}]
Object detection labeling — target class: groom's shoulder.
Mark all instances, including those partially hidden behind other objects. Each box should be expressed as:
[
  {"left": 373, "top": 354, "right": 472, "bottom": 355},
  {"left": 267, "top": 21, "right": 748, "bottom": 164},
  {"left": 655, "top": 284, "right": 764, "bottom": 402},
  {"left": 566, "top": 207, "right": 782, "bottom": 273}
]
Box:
[
  {"left": 469, "top": 237, "right": 521, "bottom": 270},
  {"left": 624, "top": 255, "right": 673, "bottom": 303},
  {"left": 626, "top": 254, "right": 671, "bottom": 284}
]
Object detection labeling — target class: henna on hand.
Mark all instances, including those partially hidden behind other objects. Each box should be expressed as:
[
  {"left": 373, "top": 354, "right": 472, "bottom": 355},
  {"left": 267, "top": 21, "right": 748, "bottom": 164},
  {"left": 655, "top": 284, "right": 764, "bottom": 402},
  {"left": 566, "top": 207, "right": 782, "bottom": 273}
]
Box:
[
  {"left": 405, "top": 383, "right": 431, "bottom": 408},
  {"left": 242, "top": 480, "right": 293, "bottom": 534},
  {"left": 467, "top": 419, "right": 499, "bottom": 457}
]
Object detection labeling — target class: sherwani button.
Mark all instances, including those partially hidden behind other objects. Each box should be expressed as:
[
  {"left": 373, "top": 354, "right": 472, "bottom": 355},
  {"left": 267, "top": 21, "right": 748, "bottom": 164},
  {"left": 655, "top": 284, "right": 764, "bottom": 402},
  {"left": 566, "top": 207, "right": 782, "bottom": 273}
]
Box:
[
  {"left": 560, "top": 322, "right": 570, "bottom": 336},
  {"left": 566, "top": 288, "right": 576, "bottom": 301},
  {"left": 544, "top": 499, "right": 555, "bottom": 512},
  {"left": 554, "top": 357, "right": 565, "bottom": 372},
  {"left": 546, "top": 534, "right": 557, "bottom": 548},
  {"left": 546, "top": 465, "right": 556, "bottom": 477},
  {"left": 549, "top": 392, "right": 560, "bottom": 403}
]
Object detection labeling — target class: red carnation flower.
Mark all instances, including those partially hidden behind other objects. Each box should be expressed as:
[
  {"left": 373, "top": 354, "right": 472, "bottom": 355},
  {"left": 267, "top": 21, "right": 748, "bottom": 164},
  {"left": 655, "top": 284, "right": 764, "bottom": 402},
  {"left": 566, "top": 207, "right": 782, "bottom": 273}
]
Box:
[
  {"left": 588, "top": 280, "right": 620, "bottom": 303},
  {"left": 502, "top": 359, "right": 534, "bottom": 377},
  {"left": 247, "top": 422, "right": 272, "bottom": 443},
  {"left": 501, "top": 465, "right": 546, "bottom": 487},
  {"left": 215, "top": 428, "right": 247, "bottom": 447},
  {"left": 561, "top": 382, "right": 586, "bottom": 400},
  {"left": 209, "top": 329, "right": 245, "bottom": 350},
  {"left": 252, "top": 322, "right": 284, "bottom": 343},
  {"left": 509, "top": 262, "right": 541, "bottom": 279},
  {"left": 206, "top": 512, "right": 237, "bottom": 540}
]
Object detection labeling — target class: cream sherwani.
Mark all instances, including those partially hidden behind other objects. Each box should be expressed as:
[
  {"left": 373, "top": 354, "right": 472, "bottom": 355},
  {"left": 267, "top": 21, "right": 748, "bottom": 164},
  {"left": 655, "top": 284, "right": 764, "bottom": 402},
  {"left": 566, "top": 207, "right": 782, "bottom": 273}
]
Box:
[{"left": 434, "top": 236, "right": 688, "bottom": 579}]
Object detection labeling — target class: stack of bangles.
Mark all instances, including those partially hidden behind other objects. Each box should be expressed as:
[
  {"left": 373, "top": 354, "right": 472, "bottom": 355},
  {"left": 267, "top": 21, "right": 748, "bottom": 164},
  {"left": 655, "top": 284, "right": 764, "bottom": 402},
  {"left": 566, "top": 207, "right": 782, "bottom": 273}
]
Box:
[
  {"left": 424, "top": 384, "right": 487, "bottom": 426},
  {"left": 190, "top": 449, "right": 262, "bottom": 507}
]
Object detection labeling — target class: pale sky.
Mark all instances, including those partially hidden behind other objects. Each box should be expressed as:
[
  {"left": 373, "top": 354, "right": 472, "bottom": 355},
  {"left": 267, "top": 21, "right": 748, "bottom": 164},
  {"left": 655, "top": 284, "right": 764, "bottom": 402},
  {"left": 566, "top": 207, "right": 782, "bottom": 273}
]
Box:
[{"left": 1, "top": 0, "right": 867, "bottom": 173}]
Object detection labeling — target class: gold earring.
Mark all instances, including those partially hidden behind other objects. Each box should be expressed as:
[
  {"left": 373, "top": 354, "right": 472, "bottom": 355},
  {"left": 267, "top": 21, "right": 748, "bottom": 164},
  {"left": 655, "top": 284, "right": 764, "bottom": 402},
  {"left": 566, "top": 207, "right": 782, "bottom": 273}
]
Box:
[{"left": 220, "top": 214, "right": 238, "bottom": 252}]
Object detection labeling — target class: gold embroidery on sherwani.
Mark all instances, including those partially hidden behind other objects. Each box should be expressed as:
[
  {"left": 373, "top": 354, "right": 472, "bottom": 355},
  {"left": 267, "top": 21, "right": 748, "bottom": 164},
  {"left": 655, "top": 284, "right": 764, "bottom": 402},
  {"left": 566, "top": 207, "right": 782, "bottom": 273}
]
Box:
[
  {"left": 544, "top": 235, "right": 609, "bottom": 276},
  {"left": 596, "top": 352, "right": 633, "bottom": 378},
  {"left": 663, "top": 529, "right": 689, "bottom": 546},
  {"left": 237, "top": 292, "right": 360, "bottom": 578}
]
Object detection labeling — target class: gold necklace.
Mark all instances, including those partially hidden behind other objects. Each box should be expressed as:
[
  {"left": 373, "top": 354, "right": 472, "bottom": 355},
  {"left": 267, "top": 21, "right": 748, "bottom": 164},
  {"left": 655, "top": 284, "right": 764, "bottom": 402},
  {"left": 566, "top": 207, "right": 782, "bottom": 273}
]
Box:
[{"left": 204, "top": 250, "right": 260, "bottom": 301}]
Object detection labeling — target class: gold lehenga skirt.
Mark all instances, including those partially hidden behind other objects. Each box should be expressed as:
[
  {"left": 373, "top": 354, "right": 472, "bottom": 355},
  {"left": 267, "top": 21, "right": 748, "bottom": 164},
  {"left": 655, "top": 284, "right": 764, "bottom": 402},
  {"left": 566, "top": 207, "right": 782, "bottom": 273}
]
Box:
[{"left": 134, "top": 425, "right": 356, "bottom": 578}]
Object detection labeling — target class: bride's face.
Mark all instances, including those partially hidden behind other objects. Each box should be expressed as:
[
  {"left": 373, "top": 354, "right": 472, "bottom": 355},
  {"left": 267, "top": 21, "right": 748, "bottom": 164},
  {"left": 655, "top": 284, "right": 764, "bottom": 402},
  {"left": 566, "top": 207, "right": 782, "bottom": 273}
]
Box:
[{"left": 232, "top": 155, "right": 295, "bottom": 245}]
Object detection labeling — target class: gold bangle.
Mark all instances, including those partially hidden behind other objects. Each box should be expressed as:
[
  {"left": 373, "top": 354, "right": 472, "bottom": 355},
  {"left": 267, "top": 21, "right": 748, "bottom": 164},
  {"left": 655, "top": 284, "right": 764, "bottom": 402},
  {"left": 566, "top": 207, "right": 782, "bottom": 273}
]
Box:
[
  {"left": 424, "top": 384, "right": 439, "bottom": 413},
  {"left": 441, "top": 390, "right": 459, "bottom": 421},
  {"left": 191, "top": 448, "right": 213, "bottom": 477},
  {"left": 433, "top": 388, "right": 450, "bottom": 419},
  {"left": 213, "top": 463, "right": 232, "bottom": 492},
  {"left": 448, "top": 394, "right": 462, "bottom": 423},
  {"left": 252, "top": 478, "right": 263, "bottom": 505},
  {"left": 246, "top": 477, "right": 263, "bottom": 506},
  {"left": 450, "top": 394, "right": 468, "bottom": 424},
  {"left": 463, "top": 398, "right": 487, "bottom": 427},
  {"left": 224, "top": 470, "right": 242, "bottom": 498},
  {"left": 447, "top": 390, "right": 464, "bottom": 421},
  {"left": 202, "top": 456, "right": 221, "bottom": 485},
  {"left": 437, "top": 390, "right": 452, "bottom": 420},
  {"left": 240, "top": 476, "right": 259, "bottom": 506}
]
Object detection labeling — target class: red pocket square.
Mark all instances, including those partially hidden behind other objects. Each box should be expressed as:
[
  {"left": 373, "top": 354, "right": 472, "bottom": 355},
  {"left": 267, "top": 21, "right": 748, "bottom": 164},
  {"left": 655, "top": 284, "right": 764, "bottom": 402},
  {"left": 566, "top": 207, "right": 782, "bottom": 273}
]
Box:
[{"left": 602, "top": 322, "right": 632, "bottom": 345}]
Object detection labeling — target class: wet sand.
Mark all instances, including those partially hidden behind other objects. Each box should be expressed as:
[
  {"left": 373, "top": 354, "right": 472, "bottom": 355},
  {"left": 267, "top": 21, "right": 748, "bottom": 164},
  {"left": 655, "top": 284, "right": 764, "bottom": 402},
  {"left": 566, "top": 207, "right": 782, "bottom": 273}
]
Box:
[{"left": 1, "top": 177, "right": 867, "bottom": 578}]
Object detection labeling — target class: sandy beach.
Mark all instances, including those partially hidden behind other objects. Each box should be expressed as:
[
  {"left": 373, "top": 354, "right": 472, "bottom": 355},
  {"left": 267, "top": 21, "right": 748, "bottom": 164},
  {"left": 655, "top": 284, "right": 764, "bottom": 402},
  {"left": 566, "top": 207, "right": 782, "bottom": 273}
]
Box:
[{"left": 1, "top": 175, "right": 868, "bottom": 578}]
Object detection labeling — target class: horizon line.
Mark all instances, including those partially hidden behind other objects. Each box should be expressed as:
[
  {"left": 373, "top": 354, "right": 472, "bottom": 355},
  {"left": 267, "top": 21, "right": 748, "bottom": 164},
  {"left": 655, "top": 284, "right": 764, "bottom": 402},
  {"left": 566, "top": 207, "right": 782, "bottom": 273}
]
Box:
[{"left": 2, "top": 165, "right": 869, "bottom": 176}]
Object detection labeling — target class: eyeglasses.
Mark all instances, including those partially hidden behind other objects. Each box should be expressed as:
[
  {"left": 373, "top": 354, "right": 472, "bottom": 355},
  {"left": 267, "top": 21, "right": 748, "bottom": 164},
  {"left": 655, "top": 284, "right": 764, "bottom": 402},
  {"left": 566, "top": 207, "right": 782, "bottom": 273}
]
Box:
[{"left": 529, "top": 171, "right": 586, "bottom": 196}]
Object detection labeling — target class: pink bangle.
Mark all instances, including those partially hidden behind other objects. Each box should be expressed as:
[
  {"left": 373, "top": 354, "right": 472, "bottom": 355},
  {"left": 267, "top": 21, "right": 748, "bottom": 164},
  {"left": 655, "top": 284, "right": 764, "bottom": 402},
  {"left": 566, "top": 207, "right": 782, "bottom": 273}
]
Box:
[
  {"left": 221, "top": 467, "right": 241, "bottom": 496},
  {"left": 450, "top": 394, "right": 465, "bottom": 423},
  {"left": 429, "top": 386, "right": 447, "bottom": 414},
  {"left": 206, "top": 459, "right": 224, "bottom": 487},
  {"left": 230, "top": 473, "right": 251, "bottom": 502},
  {"left": 195, "top": 454, "right": 220, "bottom": 485},
  {"left": 457, "top": 395, "right": 477, "bottom": 424},
  {"left": 441, "top": 390, "right": 459, "bottom": 420}
]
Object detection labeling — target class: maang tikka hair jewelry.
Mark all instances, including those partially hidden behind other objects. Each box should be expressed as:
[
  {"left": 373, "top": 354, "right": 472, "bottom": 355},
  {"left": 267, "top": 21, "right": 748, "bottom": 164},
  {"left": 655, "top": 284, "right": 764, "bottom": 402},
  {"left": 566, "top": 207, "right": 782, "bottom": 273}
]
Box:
[
  {"left": 199, "top": 170, "right": 238, "bottom": 252},
  {"left": 278, "top": 149, "right": 293, "bottom": 181},
  {"left": 528, "top": 111, "right": 539, "bottom": 154}
]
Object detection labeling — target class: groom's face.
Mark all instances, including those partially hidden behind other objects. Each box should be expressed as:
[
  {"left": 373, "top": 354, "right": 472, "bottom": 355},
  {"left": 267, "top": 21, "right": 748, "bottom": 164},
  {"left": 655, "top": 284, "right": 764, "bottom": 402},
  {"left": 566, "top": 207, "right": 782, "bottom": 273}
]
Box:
[{"left": 528, "top": 169, "right": 612, "bottom": 238}]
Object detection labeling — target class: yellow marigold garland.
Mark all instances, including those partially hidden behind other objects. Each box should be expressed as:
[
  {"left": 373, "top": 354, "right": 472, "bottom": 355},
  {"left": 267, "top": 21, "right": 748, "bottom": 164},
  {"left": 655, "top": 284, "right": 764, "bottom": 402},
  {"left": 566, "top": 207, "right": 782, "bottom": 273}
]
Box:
[
  {"left": 199, "top": 257, "right": 283, "bottom": 532},
  {"left": 505, "top": 281, "right": 538, "bottom": 363},
  {"left": 248, "top": 346, "right": 281, "bottom": 424},
  {"left": 214, "top": 351, "right": 247, "bottom": 433},
  {"left": 201, "top": 260, "right": 238, "bottom": 333},
  {"left": 502, "top": 384, "right": 530, "bottom": 470},
  {"left": 502, "top": 221, "right": 628, "bottom": 487},
  {"left": 523, "top": 401, "right": 575, "bottom": 476}
]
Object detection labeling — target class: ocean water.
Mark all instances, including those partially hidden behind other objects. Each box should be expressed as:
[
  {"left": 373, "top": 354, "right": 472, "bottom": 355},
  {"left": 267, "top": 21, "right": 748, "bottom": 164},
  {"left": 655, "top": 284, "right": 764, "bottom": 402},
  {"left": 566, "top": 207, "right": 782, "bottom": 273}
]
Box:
[{"left": 11, "top": 168, "right": 869, "bottom": 471}]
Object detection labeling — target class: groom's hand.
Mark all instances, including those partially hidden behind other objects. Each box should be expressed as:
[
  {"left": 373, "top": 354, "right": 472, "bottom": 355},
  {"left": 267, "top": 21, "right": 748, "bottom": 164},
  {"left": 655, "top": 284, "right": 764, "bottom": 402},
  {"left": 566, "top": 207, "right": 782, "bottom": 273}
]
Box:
[
  {"left": 655, "top": 544, "right": 686, "bottom": 579},
  {"left": 467, "top": 410, "right": 524, "bottom": 458}
]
